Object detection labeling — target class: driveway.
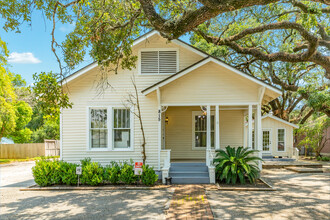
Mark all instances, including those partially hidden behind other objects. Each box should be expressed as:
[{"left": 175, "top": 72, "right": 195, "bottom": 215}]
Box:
[
  {"left": 207, "top": 169, "right": 330, "bottom": 220},
  {"left": 0, "top": 162, "right": 172, "bottom": 220}
]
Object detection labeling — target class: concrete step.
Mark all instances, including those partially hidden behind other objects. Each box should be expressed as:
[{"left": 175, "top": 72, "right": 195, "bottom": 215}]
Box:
[
  {"left": 171, "top": 162, "right": 207, "bottom": 167},
  {"left": 170, "top": 171, "right": 209, "bottom": 178},
  {"left": 170, "top": 166, "right": 208, "bottom": 172},
  {"left": 171, "top": 177, "right": 210, "bottom": 184}
]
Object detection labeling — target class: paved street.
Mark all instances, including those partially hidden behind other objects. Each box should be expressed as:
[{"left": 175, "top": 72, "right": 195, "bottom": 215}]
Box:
[{"left": 208, "top": 169, "right": 330, "bottom": 220}]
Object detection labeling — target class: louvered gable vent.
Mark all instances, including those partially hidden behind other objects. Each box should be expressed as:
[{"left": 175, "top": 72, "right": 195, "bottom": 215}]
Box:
[{"left": 141, "top": 50, "right": 177, "bottom": 74}]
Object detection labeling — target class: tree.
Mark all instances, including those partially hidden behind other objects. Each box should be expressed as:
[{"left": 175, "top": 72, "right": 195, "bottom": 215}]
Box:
[
  {"left": 0, "top": 1, "right": 328, "bottom": 78},
  {"left": 31, "top": 119, "right": 60, "bottom": 143},
  {"left": 191, "top": 38, "right": 329, "bottom": 123},
  {"left": 296, "top": 116, "right": 330, "bottom": 157},
  {"left": 32, "top": 72, "right": 72, "bottom": 121}
]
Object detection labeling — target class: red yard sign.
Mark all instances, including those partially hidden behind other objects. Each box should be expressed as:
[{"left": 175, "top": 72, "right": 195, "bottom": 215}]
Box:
[{"left": 134, "top": 162, "right": 143, "bottom": 175}]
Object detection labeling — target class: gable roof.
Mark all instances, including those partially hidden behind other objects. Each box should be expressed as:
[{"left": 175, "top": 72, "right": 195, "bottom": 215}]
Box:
[
  {"left": 141, "top": 56, "right": 282, "bottom": 96},
  {"left": 61, "top": 30, "right": 281, "bottom": 97},
  {"left": 262, "top": 114, "right": 299, "bottom": 128}
]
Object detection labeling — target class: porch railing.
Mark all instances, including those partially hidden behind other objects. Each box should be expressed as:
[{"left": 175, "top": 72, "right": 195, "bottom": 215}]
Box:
[
  {"left": 293, "top": 147, "right": 299, "bottom": 160},
  {"left": 206, "top": 148, "right": 216, "bottom": 167}
]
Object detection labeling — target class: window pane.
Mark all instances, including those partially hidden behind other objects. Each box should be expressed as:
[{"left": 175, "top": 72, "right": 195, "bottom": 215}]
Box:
[
  {"left": 141, "top": 51, "right": 159, "bottom": 74},
  {"left": 278, "top": 129, "right": 285, "bottom": 151},
  {"left": 194, "top": 114, "right": 215, "bottom": 148},
  {"left": 114, "top": 129, "right": 130, "bottom": 148},
  {"left": 263, "top": 131, "right": 270, "bottom": 151},
  {"left": 114, "top": 109, "right": 130, "bottom": 128},
  {"left": 91, "top": 109, "right": 107, "bottom": 128},
  {"left": 91, "top": 129, "right": 108, "bottom": 148},
  {"left": 159, "top": 51, "right": 177, "bottom": 74},
  {"left": 195, "top": 132, "right": 206, "bottom": 147},
  {"left": 252, "top": 130, "right": 255, "bottom": 149}
]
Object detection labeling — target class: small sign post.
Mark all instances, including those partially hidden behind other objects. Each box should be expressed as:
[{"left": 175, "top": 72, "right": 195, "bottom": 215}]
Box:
[
  {"left": 134, "top": 162, "right": 143, "bottom": 175},
  {"left": 76, "top": 166, "right": 82, "bottom": 187}
]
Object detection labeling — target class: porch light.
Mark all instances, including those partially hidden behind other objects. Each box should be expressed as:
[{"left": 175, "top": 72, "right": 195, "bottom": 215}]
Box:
[{"left": 165, "top": 117, "right": 169, "bottom": 124}]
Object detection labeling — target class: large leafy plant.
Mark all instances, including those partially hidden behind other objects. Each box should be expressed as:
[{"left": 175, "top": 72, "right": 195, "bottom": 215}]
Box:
[{"left": 213, "top": 146, "right": 262, "bottom": 184}]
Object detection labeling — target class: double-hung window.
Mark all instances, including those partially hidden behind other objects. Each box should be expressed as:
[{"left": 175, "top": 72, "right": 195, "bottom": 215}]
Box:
[
  {"left": 113, "top": 108, "right": 131, "bottom": 149},
  {"left": 88, "top": 107, "right": 132, "bottom": 150},
  {"left": 89, "top": 108, "right": 108, "bottom": 149},
  {"left": 140, "top": 49, "right": 178, "bottom": 74},
  {"left": 277, "top": 128, "right": 285, "bottom": 151},
  {"left": 193, "top": 112, "right": 215, "bottom": 149}
]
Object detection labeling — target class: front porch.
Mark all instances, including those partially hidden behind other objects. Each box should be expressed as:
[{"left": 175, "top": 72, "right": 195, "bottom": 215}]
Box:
[{"left": 158, "top": 104, "right": 263, "bottom": 184}]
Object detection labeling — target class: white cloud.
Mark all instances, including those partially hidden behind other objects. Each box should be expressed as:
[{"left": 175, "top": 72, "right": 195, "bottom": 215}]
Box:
[
  {"left": 59, "top": 22, "right": 76, "bottom": 33},
  {"left": 8, "top": 52, "right": 41, "bottom": 64}
]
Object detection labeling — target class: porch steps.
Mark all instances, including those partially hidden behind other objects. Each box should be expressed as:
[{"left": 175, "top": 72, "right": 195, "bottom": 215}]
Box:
[{"left": 169, "top": 163, "right": 210, "bottom": 184}]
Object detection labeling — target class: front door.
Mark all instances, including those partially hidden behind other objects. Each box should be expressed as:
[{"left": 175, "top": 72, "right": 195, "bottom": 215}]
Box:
[{"left": 262, "top": 129, "right": 271, "bottom": 153}]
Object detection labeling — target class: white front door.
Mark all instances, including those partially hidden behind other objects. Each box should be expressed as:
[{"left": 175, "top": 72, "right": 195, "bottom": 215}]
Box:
[{"left": 262, "top": 129, "right": 271, "bottom": 153}]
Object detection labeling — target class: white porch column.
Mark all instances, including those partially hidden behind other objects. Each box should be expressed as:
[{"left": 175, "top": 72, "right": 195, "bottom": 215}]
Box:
[
  {"left": 215, "top": 105, "right": 220, "bottom": 150},
  {"left": 254, "top": 106, "right": 258, "bottom": 150},
  {"left": 247, "top": 105, "right": 253, "bottom": 149},
  {"left": 256, "top": 104, "right": 262, "bottom": 170},
  {"left": 157, "top": 88, "right": 161, "bottom": 170},
  {"left": 206, "top": 105, "right": 211, "bottom": 150}
]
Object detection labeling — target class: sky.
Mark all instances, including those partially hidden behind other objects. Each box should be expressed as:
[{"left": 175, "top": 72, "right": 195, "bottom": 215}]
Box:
[
  {"left": 2, "top": 11, "right": 93, "bottom": 85},
  {"left": 2, "top": 11, "right": 191, "bottom": 85}
]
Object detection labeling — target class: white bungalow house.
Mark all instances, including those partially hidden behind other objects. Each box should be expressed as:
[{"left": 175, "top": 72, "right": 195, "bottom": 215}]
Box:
[
  {"left": 244, "top": 114, "right": 299, "bottom": 159},
  {"left": 60, "top": 31, "right": 282, "bottom": 184}
]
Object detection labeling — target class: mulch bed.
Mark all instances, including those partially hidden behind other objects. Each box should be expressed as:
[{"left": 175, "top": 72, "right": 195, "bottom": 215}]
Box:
[{"left": 216, "top": 178, "right": 275, "bottom": 191}]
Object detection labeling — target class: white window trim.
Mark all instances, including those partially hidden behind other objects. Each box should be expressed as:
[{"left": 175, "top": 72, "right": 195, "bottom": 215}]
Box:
[
  {"left": 192, "top": 111, "right": 215, "bottom": 150},
  {"left": 86, "top": 106, "right": 134, "bottom": 151},
  {"left": 138, "top": 48, "right": 180, "bottom": 75},
  {"left": 276, "top": 128, "right": 286, "bottom": 152}
]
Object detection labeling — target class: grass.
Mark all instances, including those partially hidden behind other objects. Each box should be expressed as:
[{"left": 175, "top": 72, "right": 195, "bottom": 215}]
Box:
[{"left": 0, "top": 156, "right": 60, "bottom": 164}]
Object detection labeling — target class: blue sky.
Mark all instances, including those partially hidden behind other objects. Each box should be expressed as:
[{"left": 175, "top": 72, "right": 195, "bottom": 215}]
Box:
[
  {"left": 2, "top": 11, "right": 190, "bottom": 85},
  {"left": 2, "top": 11, "right": 92, "bottom": 85}
]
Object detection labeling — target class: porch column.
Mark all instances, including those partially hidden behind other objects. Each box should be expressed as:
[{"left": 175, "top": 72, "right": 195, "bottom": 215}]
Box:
[
  {"left": 206, "top": 105, "right": 211, "bottom": 150},
  {"left": 157, "top": 88, "right": 161, "bottom": 170},
  {"left": 215, "top": 105, "right": 220, "bottom": 150},
  {"left": 254, "top": 106, "right": 258, "bottom": 150},
  {"left": 247, "top": 105, "right": 253, "bottom": 149},
  {"left": 256, "top": 104, "right": 262, "bottom": 170}
]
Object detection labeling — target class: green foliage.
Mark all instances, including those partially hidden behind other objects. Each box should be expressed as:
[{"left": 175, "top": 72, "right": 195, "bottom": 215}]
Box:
[
  {"left": 32, "top": 72, "right": 72, "bottom": 121},
  {"left": 59, "top": 161, "right": 78, "bottom": 185},
  {"left": 80, "top": 158, "right": 104, "bottom": 186},
  {"left": 297, "top": 116, "right": 330, "bottom": 157},
  {"left": 32, "top": 158, "right": 159, "bottom": 186},
  {"left": 31, "top": 118, "right": 59, "bottom": 143},
  {"left": 140, "top": 165, "right": 158, "bottom": 186},
  {"left": 104, "top": 162, "right": 121, "bottom": 184},
  {"left": 118, "top": 163, "right": 136, "bottom": 185},
  {"left": 317, "top": 156, "right": 330, "bottom": 161},
  {"left": 32, "top": 159, "right": 61, "bottom": 186},
  {"left": 213, "top": 146, "right": 262, "bottom": 184}
]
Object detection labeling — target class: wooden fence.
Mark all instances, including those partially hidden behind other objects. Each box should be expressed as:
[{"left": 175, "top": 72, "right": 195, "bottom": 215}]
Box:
[
  {"left": 44, "top": 139, "right": 60, "bottom": 157},
  {"left": 0, "top": 143, "right": 45, "bottom": 159}
]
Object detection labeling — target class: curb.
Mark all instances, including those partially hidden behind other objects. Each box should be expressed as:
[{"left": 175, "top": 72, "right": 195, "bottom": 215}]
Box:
[{"left": 216, "top": 178, "right": 276, "bottom": 191}]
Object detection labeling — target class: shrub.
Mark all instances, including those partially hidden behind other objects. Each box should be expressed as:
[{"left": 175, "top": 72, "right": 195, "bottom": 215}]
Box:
[
  {"left": 104, "top": 162, "right": 121, "bottom": 184},
  {"left": 59, "top": 161, "right": 78, "bottom": 185},
  {"left": 213, "top": 146, "right": 262, "bottom": 184},
  {"left": 317, "top": 156, "right": 330, "bottom": 161},
  {"left": 32, "top": 159, "right": 61, "bottom": 186},
  {"left": 119, "top": 163, "right": 136, "bottom": 184},
  {"left": 80, "top": 159, "right": 104, "bottom": 186},
  {"left": 140, "top": 165, "right": 158, "bottom": 186}
]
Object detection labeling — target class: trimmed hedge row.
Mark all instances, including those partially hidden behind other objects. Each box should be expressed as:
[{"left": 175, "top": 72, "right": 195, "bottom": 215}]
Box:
[{"left": 32, "top": 158, "right": 158, "bottom": 186}]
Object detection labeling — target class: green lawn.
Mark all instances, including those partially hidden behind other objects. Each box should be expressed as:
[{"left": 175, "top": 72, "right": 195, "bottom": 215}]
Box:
[{"left": 0, "top": 156, "right": 59, "bottom": 164}]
